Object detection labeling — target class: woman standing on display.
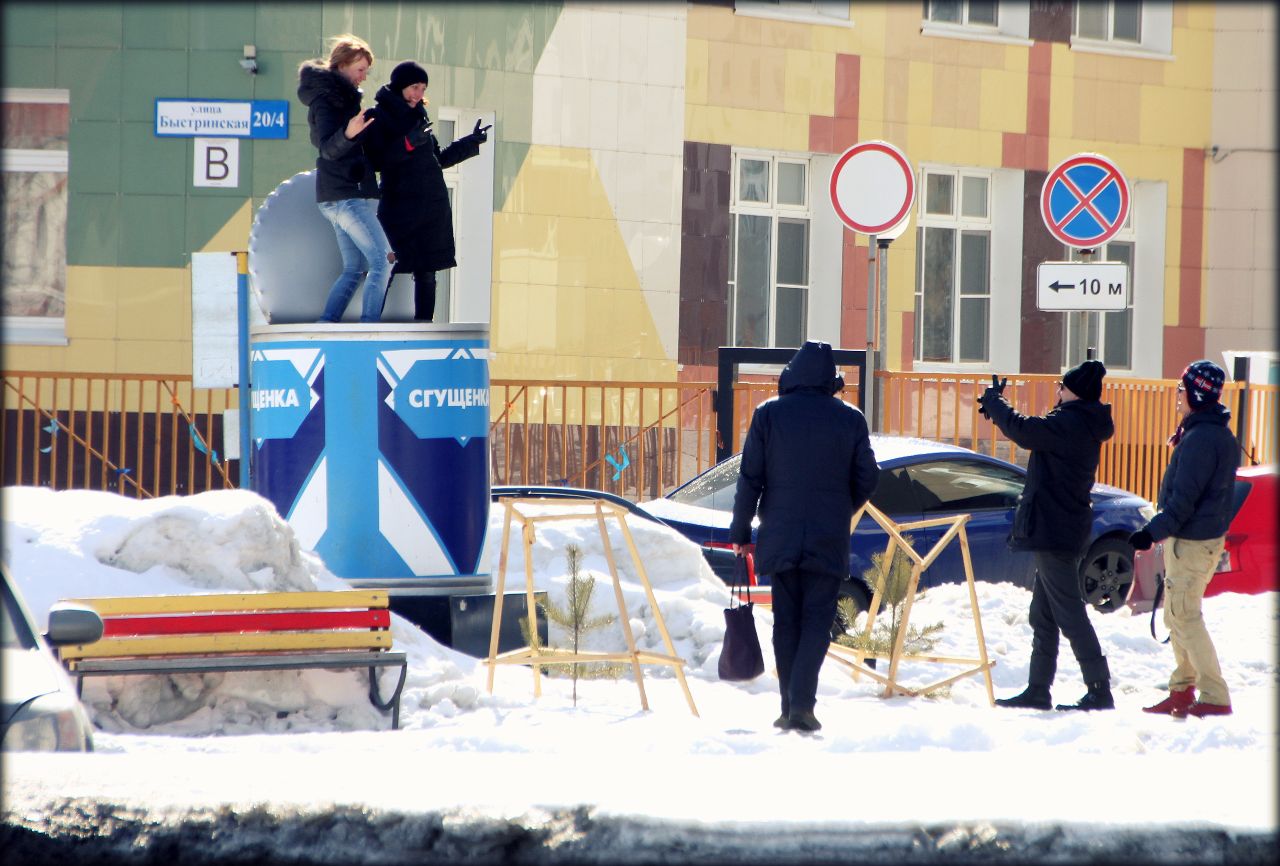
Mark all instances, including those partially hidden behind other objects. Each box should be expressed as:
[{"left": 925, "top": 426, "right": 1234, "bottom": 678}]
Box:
[
  {"left": 297, "top": 34, "right": 394, "bottom": 323},
  {"left": 364, "top": 61, "right": 489, "bottom": 322}
]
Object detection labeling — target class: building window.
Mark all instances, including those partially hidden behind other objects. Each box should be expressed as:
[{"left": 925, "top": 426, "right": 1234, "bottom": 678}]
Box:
[
  {"left": 925, "top": 0, "right": 999, "bottom": 28},
  {"left": 1062, "top": 214, "right": 1135, "bottom": 370},
  {"left": 1070, "top": 1, "right": 1172, "bottom": 57},
  {"left": 914, "top": 167, "right": 992, "bottom": 364},
  {"left": 2, "top": 88, "right": 69, "bottom": 345},
  {"left": 728, "top": 152, "right": 811, "bottom": 348}
]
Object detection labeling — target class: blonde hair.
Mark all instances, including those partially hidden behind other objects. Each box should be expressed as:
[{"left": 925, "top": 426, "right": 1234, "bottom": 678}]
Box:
[{"left": 325, "top": 34, "right": 373, "bottom": 70}]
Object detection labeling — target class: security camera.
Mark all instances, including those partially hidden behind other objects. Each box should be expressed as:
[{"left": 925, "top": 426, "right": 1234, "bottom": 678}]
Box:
[{"left": 240, "top": 44, "right": 258, "bottom": 75}]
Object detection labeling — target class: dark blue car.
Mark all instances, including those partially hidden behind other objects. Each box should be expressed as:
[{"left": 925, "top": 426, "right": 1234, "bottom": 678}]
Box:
[{"left": 640, "top": 435, "right": 1154, "bottom": 617}]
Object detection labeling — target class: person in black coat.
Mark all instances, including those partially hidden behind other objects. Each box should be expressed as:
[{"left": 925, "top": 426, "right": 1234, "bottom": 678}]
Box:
[
  {"left": 978, "top": 359, "right": 1116, "bottom": 712},
  {"left": 1129, "top": 360, "right": 1239, "bottom": 718},
  {"left": 729, "top": 341, "right": 879, "bottom": 732},
  {"left": 297, "top": 35, "right": 394, "bottom": 323},
  {"left": 364, "top": 61, "right": 488, "bottom": 322}
]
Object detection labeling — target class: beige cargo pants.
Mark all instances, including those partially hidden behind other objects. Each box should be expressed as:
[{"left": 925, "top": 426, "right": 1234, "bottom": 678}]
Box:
[{"left": 1162, "top": 536, "right": 1230, "bottom": 706}]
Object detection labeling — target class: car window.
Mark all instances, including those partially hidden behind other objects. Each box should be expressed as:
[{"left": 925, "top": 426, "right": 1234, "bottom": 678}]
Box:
[
  {"left": 2, "top": 578, "right": 37, "bottom": 650},
  {"left": 667, "top": 455, "right": 742, "bottom": 511},
  {"left": 904, "top": 459, "right": 1024, "bottom": 514},
  {"left": 869, "top": 467, "right": 921, "bottom": 515}
]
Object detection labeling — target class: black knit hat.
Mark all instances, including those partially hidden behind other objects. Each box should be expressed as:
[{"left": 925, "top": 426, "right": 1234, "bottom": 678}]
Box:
[
  {"left": 389, "top": 61, "right": 428, "bottom": 92},
  {"left": 1062, "top": 359, "right": 1106, "bottom": 402},
  {"left": 1181, "top": 360, "right": 1225, "bottom": 408}
]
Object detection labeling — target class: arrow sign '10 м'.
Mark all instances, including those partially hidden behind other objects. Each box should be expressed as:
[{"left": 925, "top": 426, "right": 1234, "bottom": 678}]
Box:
[{"left": 1035, "top": 262, "right": 1129, "bottom": 312}]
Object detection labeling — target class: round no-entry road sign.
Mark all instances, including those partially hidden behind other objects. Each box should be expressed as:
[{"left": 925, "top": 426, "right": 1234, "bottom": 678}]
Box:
[
  {"left": 829, "top": 140, "right": 915, "bottom": 236},
  {"left": 1040, "top": 153, "right": 1130, "bottom": 248}
]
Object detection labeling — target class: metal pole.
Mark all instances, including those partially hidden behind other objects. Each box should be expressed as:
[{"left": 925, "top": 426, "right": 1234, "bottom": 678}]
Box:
[
  {"left": 234, "top": 251, "right": 252, "bottom": 489},
  {"left": 875, "top": 237, "right": 890, "bottom": 433},
  {"left": 865, "top": 234, "right": 878, "bottom": 428},
  {"left": 1077, "top": 248, "right": 1094, "bottom": 365}
]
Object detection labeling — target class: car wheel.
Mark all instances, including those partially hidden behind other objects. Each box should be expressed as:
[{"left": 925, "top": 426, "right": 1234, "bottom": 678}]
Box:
[
  {"left": 831, "top": 579, "right": 872, "bottom": 641},
  {"left": 1080, "top": 537, "right": 1134, "bottom": 613}
]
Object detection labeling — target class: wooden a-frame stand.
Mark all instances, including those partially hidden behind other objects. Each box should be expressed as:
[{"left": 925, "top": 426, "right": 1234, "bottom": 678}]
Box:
[
  {"left": 824, "top": 502, "right": 996, "bottom": 704},
  {"left": 484, "top": 497, "right": 699, "bottom": 717}
]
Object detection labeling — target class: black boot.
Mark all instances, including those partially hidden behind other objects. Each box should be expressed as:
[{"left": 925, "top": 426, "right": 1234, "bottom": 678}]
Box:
[
  {"left": 1055, "top": 680, "right": 1114, "bottom": 711},
  {"left": 995, "top": 684, "right": 1052, "bottom": 710},
  {"left": 788, "top": 709, "right": 822, "bottom": 732}
]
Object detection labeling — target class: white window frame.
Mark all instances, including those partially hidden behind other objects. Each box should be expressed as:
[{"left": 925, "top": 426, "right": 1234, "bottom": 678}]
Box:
[
  {"left": 728, "top": 149, "right": 813, "bottom": 349},
  {"left": 921, "top": 1, "right": 1033, "bottom": 46},
  {"left": 1071, "top": 1, "right": 1173, "bottom": 60},
  {"left": 1, "top": 88, "right": 70, "bottom": 347},
  {"left": 734, "top": 1, "right": 853, "bottom": 28},
  {"left": 914, "top": 166, "right": 996, "bottom": 366}
]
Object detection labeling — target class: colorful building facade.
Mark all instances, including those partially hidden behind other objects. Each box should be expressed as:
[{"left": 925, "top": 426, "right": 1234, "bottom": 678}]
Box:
[{"left": 2, "top": 2, "right": 1275, "bottom": 386}]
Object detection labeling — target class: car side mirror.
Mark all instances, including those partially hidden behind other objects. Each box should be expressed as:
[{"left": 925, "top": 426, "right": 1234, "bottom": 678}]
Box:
[{"left": 44, "top": 603, "right": 104, "bottom": 646}]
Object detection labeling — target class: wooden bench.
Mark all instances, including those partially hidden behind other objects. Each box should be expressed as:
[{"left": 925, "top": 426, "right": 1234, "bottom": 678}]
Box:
[{"left": 58, "top": 590, "right": 409, "bottom": 729}]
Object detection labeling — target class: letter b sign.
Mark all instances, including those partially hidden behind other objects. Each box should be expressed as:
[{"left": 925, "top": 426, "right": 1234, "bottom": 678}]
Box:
[{"left": 194, "top": 137, "right": 240, "bottom": 188}]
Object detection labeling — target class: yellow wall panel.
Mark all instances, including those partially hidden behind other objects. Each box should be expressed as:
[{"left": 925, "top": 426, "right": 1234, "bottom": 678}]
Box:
[
  {"left": 198, "top": 200, "right": 253, "bottom": 253},
  {"left": 116, "top": 268, "right": 189, "bottom": 345},
  {"left": 65, "top": 266, "right": 120, "bottom": 342},
  {"left": 686, "top": 3, "right": 733, "bottom": 41},
  {"left": 731, "top": 12, "right": 764, "bottom": 46},
  {"left": 979, "top": 68, "right": 1027, "bottom": 134},
  {"left": 809, "top": 50, "right": 835, "bottom": 114},
  {"left": 686, "top": 38, "right": 709, "bottom": 105},
  {"left": 525, "top": 283, "right": 558, "bottom": 353},
  {"left": 907, "top": 61, "right": 932, "bottom": 126},
  {"left": 1049, "top": 65, "right": 1075, "bottom": 139},
  {"left": 1140, "top": 86, "right": 1211, "bottom": 147},
  {"left": 1071, "top": 79, "right": 1099, "bottom": 141},
  {"left": 706, "top": 39, "right": 738, "bottom": 107},
  {"left": 556, "top": 283, "right": 587, "bottom": 356},
  {"left": 725, "top": 44, "right": 787, "bottom": 112},
  {"left": 784, "top": 49, "right": 814, "bottom": 115},
  {"left": 759, "top": 17, "right": 810, "bottom": 50},
  {"left": 116, "top": 341, "right": 188, "bottom": 375},
  {"left": 1094, "top": 81, "right": 1142, "bottom": 142},
  {"left": 492, "top": 280, "right": 529, "bottom": 356},
  {"left": 1165, "top": 28, "right": 1215, "bottom": 89},
  {"left": 859, "top": 55, "right": 886, "bottom": 122}
]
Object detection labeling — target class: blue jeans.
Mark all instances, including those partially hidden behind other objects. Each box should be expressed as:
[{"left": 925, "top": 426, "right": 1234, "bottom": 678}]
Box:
[{"left": 317, "top": 198, "right": 393, "bottom": 323}]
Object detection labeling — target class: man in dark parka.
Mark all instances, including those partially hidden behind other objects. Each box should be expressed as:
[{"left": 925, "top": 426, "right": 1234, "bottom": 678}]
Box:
[
  {"left": 978, "top": 359, "right": 1116, "bottom": 711},
  {"left": 730, "top": 341, "right": 879, "bottom": 732},
  {"left": 363, "top": 61, "right": 487, "bottom": 321}
]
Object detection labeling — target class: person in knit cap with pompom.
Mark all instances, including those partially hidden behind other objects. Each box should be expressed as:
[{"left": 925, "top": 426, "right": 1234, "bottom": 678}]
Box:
[
  {"left": 1129, "top": 360, "right": 1239, "bottom": 718},
  {"left": 362, "top": 60, "right": 490, "bottom": 321},
  {"left": 977, "top": 358, "right": 1116, "bottom": 712}
]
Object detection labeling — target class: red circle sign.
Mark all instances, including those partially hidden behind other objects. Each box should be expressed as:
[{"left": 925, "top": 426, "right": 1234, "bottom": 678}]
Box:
[
  {"left": 1039, "top": 153, "right": 1131, "bottom": 248},
  {"left": 829, "top": 141, "right": 915, "bottom": 235}
]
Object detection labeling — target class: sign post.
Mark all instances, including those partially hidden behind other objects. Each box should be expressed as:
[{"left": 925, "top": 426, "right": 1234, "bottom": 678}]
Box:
[
  {"left": 1039, "top": 153, "right": 1131, "bottom": 364},
  {"left": 829, "top": 141, "right": 915, "bottom": 430}
]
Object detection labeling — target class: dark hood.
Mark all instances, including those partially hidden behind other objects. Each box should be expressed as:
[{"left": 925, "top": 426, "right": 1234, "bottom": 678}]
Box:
[
  {"left": 374, "top": 84, "right": 428, "bottom": 130},
  {"left": 1060, "top": 397, "right": 1116, "bottom": 443},
  {"left": 778, "top": 341, "right": 842, "bottom": 396},
  {"left": 297, "top": 62, "right": 361, "bottom": 107}
]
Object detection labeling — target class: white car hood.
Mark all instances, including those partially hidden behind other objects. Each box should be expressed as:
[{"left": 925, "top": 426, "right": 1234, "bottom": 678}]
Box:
[{"left": 639, "top": 498, "right": 738, "bottom": 530}]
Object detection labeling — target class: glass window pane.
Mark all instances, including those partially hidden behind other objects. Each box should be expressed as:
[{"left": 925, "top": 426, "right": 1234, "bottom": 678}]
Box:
[
  {"left": 777, "top": 162, "right": 805, "bottom": 206},
  {"left": 776, "top": 218, "right": 809, "bottom": 286},
  {"left": 1112, "top": 2, "right": 1141, "bottom": 41},
  {"left": 907, "top": 459, "right": 1024, "bottom": 513},
  {"left": 436, "top": 118, "right": 456, "bottom": 148},
  {"left": 925, "top": 172, "right": 954, "bottom": 216},
  {"left": 2, "top": 170, "right": 68, "bottom": 317},
  {"left": 739, "top": 158, "right": 770, "bottom": 203},
  {"left": 1107, "top": 240, "right": 1133, "bottom": 269},
  {"left": 967, "top": 0, "right": 998, "bottom": 26},
  {"left": 1104, "top": 307, "right": 1131, "bottom": 368},
  {"left": 775, "top": 286, "right": 807, "bottom": 348},
  {"left": 959, "top": 297, "right": 989, "bottom": 362},
  {"left": 959, "top": 231, "right": 989, "bottom": 295},
  {"left": 920, "top": 227, "right": 955, "bottom": 362},
  {"left": 2, "top": 103, "right": 70, "bottom": 150},
  {"left": 734, "top": 214, "right": 772, "bottom": 347},
  {"left": 929, "top": 0, "right": 962, "bottom": 23},
  {"left": 1075, "top": 1, "right": 1107, "bottom": 39},
  {"left": 961, "top": 175, "right": 988, "bottom": 218}
]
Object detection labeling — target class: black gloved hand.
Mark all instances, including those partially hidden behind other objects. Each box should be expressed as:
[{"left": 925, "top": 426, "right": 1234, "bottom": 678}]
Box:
[
  {"left": 977, "top": 374, "right": 1008, "bottom": 419},
  {"left": 1129, "top": 529, "right": 1154, "bottom": 551},
  {"left": 471, "top": 119, "right": 491, "bottom": 143},
  {"left": 407, "top": 122, "right": 433, "bottom": 149}
]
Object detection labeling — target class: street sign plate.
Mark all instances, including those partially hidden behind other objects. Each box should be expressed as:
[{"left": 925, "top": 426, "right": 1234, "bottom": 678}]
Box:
[
  {"left": 829, "top": 140, "right": 915, "bottom": 235},
  {"left": 1036, "top": 261, "right": 1129, "bottom": 311},
  {"left": 1040, "top": 153, "right": 1130, "bottom": 248}
]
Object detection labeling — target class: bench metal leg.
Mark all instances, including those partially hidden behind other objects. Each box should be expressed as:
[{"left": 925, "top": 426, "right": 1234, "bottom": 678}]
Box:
[{"left": 368, "top": 662, "right": 408, "bottom": 730}]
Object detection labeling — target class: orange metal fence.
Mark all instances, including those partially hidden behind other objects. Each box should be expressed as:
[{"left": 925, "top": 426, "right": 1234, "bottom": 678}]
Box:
[{"left": 4, "top": 369, "right": 1274, "bottom": 503}]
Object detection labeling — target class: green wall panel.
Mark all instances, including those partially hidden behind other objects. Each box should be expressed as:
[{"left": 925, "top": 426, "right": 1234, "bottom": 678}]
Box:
[
  {"left": 187, "top": 50, "right": 258, "bottom": 100},
  {"left": 255, "top": 3, "right": 322, "bottom": 52},
  {"left": 3, "top": 4, "right": 57, "bottom": 47},
  {"left": 122, "top": 5, "right": 189, "bottom": 49},
  {"left": 55, "top": 3, "right": 122, "bottom": 48},
  {"left": 188, "top": 3, "right": 256, "bottom": 51},
  {"left": 122, "top": 50, "right": 189, "bottom": 120},
  {"left": 252, "top": 138, "right": 315, "bottom": 199},
  {"left": 255, "top": 51, "right": 314, "bottom": 104},
  {"left": 120, "top": 194, "right": 186, "bottom": 267},
  {"left": 56, "top": 48, "right": 122, "bottom": 121},
  {"left": 67, "top": 193, "right": 121, "bottom": 266},
  {"left": 68, "top": 121, "right": 121, "bottom": 195},
  {"left": 3, "top": 46, "right": 56, "bottom": 88},
  {"left": 120, "top": 123, "right": 185, "bottom": 195},
  {"left": 186, "top": 196, "right": 251, "bottom": 253}
]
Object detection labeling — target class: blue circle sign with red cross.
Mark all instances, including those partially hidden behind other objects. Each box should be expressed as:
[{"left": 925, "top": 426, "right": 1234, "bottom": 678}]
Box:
[{"left": 1040, "top": 153, "right": 1131, "bottom": 248}]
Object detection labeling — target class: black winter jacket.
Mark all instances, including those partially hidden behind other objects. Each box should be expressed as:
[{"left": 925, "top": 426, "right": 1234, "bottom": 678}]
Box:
[
  {"left": 729, "top": 342, "right": 879, "bottom": 580},
  {"left": 363, "top": 86, "right": 482, "bottom": 272},
  {"left": 1145, "top": 404, "right": 1239, "bottom": 542},
  {"left": 297, "top": 63, "right": 379, "bottom": 203},
  {"left": 983, "top": 396, "right": 1115, "bottom": 554}
]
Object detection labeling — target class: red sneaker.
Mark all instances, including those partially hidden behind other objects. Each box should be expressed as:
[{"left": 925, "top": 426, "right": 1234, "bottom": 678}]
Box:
[
  {"left": 1143, "top": 687, "right": 1195, "bottom": 715},
  {"left": 1172, "top": 701, "right": 1232, "bottom": 718}
]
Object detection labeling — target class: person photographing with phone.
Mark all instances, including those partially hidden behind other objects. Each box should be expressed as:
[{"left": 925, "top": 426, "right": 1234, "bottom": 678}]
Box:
[
  {"left": 978, "top": 360, "right": 1117, "bottom": 712},
  {"left": 364, "top": 61, "right": 491, "bottom": 322}
]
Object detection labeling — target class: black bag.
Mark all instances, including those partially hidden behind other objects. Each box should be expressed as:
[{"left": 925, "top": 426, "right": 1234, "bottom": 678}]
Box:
[{"left": 718, "top": 555, "right": 765, "bottom": 681}]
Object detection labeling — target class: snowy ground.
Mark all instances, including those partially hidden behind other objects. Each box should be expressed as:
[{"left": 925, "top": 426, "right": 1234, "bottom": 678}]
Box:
[{"left": 2, "top": 487, "right": 1276, "bottom": 863}]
